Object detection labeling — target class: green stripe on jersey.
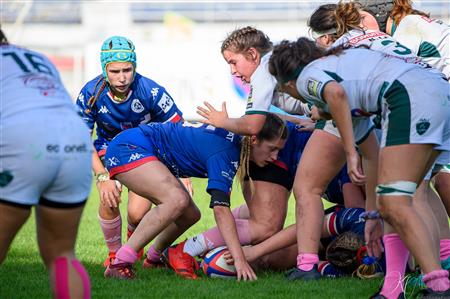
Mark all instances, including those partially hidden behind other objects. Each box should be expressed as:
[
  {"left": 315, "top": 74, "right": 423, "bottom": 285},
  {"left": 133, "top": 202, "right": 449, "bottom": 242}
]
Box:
[
  {"left": 324, "top": 71, "right": 343, "bottom": 82},
  {"left": 418, "top": 41, "right": 441, "bottom": 58},
  {"left": 245, "top": 111, "right": 268, "bottom": 115},
  {"left": 384, "top": 80, "right": 411, "bottom": 146}
]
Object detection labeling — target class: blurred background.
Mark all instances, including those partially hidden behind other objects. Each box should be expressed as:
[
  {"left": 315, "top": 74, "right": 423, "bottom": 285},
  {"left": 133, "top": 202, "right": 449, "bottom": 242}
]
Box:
[{"left": 2, "top": 0, "right": 449, "bottom": 119}]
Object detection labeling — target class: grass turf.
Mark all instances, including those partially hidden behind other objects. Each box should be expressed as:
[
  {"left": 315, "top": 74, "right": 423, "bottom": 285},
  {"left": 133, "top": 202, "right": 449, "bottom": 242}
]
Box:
[{"left": 0, "top": 178, "right": 382, "bottom": 298}]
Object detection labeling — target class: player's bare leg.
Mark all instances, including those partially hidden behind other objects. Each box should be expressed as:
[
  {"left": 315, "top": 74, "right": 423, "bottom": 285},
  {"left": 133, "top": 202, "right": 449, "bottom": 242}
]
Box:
[
  {"left": 0, "top": 203, "right": 31, "bottom": 264},
  {"left": 292, "top": 130, "right": 346, "bottom": 280},
  {"left": 36, "top": 204, "right": 90, "bottom": 299}
]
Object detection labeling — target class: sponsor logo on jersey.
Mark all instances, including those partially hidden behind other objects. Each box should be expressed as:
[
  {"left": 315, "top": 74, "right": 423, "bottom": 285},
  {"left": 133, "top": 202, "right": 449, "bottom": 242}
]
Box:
[
  {"left": 246, "top": 87, "right": 254, "bottom": 109},
  {"left": 128, "top": 153, "right": 143, "bottom": 162},
  {"left": 131, "top": 99, "right": 145, "bottom": 113},
  {"left": 140, "top": 113, "right": 152, "bottom": 124},
  {"left": 157, "top": 93, "right": 174, "bottom": 113},
  {"left": 416, "top": 119, "right": 431, "bottom": 135},
  {"left": 107, "top": 157, "right": 120, "bottom": 167},
  {"left": 99, "top": 105, "right": 110, "bottom": 114},
  {"left": 307, "top": 79, "right": 322, "bottom": 98},
  {"left": 151, "top": 87, "right": 159, "bottom": 99},
  {"left": 120, "top": 122, "right": 133, "bottom": 130}
]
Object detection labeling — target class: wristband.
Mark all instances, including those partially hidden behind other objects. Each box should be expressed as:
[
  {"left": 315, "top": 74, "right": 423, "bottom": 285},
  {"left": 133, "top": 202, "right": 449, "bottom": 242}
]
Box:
[
  {"left": 96, "top": 171, "right": 110, "bottom": 182},
  {"left": 361, "top": 210, "right": 381, "bottom": 220}
]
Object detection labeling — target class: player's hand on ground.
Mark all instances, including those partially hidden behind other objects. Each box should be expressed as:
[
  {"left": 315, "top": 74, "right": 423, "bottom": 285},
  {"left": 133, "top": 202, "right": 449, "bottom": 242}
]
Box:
[
  {"left": 97, "top": 180, "right": 121, "bottom": 208},
  {"left": 346, "top": 151, "right": 366, "bottom": 185},
  {"left": 197, "top": 101, "right": 228, "bottom": 128},
  {"left": 180, "top": 177, "right": 194, "bottom": 197},
  {"left": 364, "top": 218, "right": 384, "bottom": 258},
  {"left": 234, "top": 258, "right": 257, "bottom": 281}
]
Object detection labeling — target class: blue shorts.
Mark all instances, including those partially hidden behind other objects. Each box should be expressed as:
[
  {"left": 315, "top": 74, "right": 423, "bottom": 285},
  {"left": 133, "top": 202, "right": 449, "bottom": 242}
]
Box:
[{"left": 105, "top": 127, "right": 159, "bottom": 178}]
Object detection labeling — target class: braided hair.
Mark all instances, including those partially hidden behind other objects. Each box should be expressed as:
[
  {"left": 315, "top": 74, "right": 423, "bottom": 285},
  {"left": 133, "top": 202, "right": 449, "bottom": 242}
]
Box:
[{"left": 221, "top": 26, "right": 273, "bottom": 57}]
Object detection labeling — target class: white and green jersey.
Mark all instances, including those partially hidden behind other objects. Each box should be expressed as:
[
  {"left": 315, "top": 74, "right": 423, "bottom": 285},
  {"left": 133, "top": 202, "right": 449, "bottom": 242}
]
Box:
[
  {"left": 245, "top": 51, "right": 311, "bottom": 116},
  {"left": 393, "top": 15, "right": 449, "bottom": 80},
  {"left": 334, "top": 29, "right": 426, "bottom": 67},
  {"left": 297, "top": 48, "right": 450, "bottom": 148},
  {"left": 297, "top": 48, "right": 417, "bottom": 116},
  {"left": 245, "top": 52, "right": 278, "bottom": 115}
]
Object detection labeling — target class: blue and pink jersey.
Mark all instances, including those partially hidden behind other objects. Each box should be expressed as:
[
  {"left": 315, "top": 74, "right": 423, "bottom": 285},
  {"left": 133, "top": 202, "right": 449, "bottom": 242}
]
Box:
[
  {"left": 105, "top": 121, "right": 241, "bottom": 200},
  {"left": 76, "top": 73, "right": 183, "bottom": 156}
]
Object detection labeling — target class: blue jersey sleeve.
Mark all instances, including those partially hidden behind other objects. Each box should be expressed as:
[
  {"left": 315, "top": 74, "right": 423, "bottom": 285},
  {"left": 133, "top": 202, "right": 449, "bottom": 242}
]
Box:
[
  {"left": 75, "top": 84, "right": 96, "bottom": 132},
  {"left": 205, "top": 149, "right": 240, "bottom": 207},
  {"left": 148, "top": 84, "right": 183, "bottom": 123}
]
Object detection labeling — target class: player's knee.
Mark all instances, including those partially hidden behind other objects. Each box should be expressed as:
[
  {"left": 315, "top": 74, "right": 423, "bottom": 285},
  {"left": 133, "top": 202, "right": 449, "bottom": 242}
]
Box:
[
  {"left": 169, "top": 191, "right": 191, "bottom": 216},
  {"left": 377, "top": 181, "right": 417, "bottom": 220},
  {"left": 252, "top": 224, "right": 279, "bottom": 244},
  {"left": 293, "top": 184, "right": 322, "bottom": 203},
  {"left": 127, "top": 206, "right": 146, "bottom": 226}
]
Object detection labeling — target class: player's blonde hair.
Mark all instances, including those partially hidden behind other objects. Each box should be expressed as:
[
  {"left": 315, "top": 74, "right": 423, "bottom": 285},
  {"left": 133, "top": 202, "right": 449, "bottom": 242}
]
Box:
[
  {"left": 391, "top": 0, "right": 428, "bottom": 26},
  {"left": 236, "top": 113, "right": 288, "bottom": 194},
  {"left": 335, "top": 1, "right": 365, "bottom": 37},
  {"left": 221, "top": 26, "right": 273, "bottom": 58}
]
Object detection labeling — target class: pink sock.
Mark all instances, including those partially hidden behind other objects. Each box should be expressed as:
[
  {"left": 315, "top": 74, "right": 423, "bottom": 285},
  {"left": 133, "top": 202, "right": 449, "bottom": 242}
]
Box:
[
  {"left": 440, "top": 239, "right": 450, "bottom": 261},
  {"left": 54, "top": 257, "right": 69, "bottom": 299},
  {"left": 53, "top": 257, "right": 91, "bottom": 299},
  {"left": 297, "top": 253, "right": 319, "bottom": 271},
  {"left": 114, "top": 244, "right": 138, "bottom": 265},
  {"left": 71, "top": 259, "right": 91, "bottom": 299},
  {"left": 423, "top": 269, "right": 450, "bottom": 292},
  {"left": 380, "top": 234, "right": 409, "bottom": 299},
  {"left": 203, "top": 219, "right": 251, "bottom": 249},
  {"left": 146, "top": 245, "right": 161, "bottom": 263},
  {"left": 98, "top": 215, "right": 122, "bottom": 253}
]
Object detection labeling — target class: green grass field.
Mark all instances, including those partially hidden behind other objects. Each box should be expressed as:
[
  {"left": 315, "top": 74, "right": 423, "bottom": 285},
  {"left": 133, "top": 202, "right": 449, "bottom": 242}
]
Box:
[{"left": 0, "top": 178, "right": 382, "bottom": 298}]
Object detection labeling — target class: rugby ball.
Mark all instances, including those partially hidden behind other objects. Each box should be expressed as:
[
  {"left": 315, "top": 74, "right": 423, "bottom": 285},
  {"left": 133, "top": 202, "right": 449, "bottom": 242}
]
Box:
[{"left": 201, "top": 246, "right": 237, "bottom": 278}]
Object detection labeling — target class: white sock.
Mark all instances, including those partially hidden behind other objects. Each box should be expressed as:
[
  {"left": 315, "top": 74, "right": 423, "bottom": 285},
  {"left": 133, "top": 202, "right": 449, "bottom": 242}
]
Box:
[{"left": 183, "top": 234, "right": 208, "bottom": 257}]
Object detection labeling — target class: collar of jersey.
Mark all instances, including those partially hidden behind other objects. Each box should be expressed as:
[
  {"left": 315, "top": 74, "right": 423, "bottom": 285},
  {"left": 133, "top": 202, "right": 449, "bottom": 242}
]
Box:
[{"left": 107, "top": 89, "right": 133, "bottom": 104}]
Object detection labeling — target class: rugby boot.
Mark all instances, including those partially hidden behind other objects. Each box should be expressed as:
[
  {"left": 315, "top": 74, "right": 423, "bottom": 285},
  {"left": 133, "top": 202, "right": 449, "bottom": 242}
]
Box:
[
  {"left": 104, "top": 262, "right": 135, "bottom": 280},
  {"left": 103, "top": 252, "right": 116, "bottom": 267},
  {"left": 285, "top": 264, "right": 321, "bottom": 281},
  {"left": 162, "top": 241, "right": 199, "bottom": 279}
]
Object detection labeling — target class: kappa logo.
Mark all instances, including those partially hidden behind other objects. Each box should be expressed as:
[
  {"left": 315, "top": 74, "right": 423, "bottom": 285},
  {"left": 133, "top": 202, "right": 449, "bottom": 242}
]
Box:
[
  {"left": 416, "top": 119, "right": 431, "bottom": 135},
  {"left": 307, "top": 79, "right": 322, "bottom": 98},
  {"left": 157, "top": 93, "right": 174, "bottom": 113},
  {"left": 151, "top": 87, "right": 159, "bottom": 98},
  {"left": 99, "top": 105, "right": 110, "bottom": 114},
  {"left": 128, "top": 153, "right": 143, "bottom": 162},
  {"left": 131, "top": 99, "right": 145, "bottom": 113},
  {"left": 107, "top": 157, "right": 120, "bottom": 167}
]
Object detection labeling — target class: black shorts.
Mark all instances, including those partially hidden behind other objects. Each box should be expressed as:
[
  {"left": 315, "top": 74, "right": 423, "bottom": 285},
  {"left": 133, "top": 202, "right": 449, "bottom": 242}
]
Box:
[{"left": 245, "top": 161, "right": 293, "bottom": 191}]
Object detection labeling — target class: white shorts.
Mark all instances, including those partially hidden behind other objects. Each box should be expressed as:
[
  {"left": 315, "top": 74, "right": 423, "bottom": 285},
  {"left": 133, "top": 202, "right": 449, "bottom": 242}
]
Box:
[
  {"left": 0, "top": 110, "right": 92, "bottom": 207},
  {"left": 317, "top": 117, "right": 375, "bottom": 145},
  {"left": 379, "top": 70, "right": 450, "bottom": 150}
]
